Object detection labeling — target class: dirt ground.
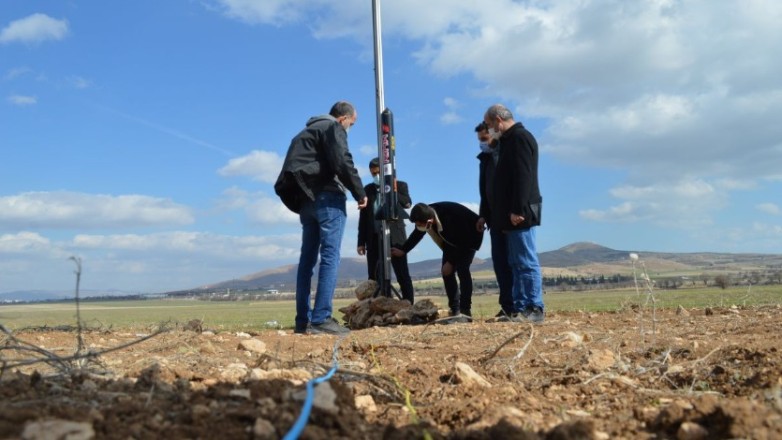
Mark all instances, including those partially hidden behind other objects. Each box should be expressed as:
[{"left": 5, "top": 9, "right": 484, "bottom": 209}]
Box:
[{"left": 2, "top": 305, "right": 782, "bottom": 440}]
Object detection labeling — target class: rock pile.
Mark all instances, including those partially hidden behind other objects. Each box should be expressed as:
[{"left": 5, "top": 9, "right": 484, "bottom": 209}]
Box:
[{"left": 339, "top": 280, "right": 440, "bottom": 329}]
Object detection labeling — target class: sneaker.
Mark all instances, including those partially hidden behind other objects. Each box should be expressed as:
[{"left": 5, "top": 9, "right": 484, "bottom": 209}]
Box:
[
  {"left": 441, "top": 313, "right": 472, "bottom": 324},
  {"left": 494, "top": 310, "right": 521, "bottom": 323},
  {"left": 523, "top": 306, "right": 545, "bottom": 324},
  {"left": 310, "top": 317, "right": 350, "bottom": 335}
]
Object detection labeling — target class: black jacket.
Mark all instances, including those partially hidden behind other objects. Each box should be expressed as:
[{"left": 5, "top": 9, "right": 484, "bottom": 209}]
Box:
[
  {"left": 274, "top": 115, "right": 365, "bottom": 213},
  {"left": 401, "top": 202, "right": 483, "bottom": 254},
  {"left": 358, "top": 180, "right": 411, "bottom": 248},
  {"left": 491, "top": 122, "right": 542, "bottom": 230},
  {"left": 477, "top": 150, "right": 497, "bottom": 227}
]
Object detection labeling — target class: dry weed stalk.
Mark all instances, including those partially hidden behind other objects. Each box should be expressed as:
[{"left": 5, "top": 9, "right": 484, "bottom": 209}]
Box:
[
  {"left": 0, "top": 257, "right": 171, "bottom": 379},
  {"left": 630, "top": 253, "right": 659, "bottom": 345}
]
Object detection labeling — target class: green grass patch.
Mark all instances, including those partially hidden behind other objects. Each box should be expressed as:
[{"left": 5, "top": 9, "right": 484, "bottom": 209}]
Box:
[{"left": 1, "top": 285, "right": 779, "bottom": 332}]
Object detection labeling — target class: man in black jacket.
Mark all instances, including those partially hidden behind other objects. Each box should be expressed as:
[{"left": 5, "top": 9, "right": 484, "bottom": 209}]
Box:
[
  {"left": 391, "top": 202, "right": 483, "bottom": 320},
  {"left": 484, "top": 104, "right": 544, "bottom": 323},
  {"left": 475, "top": 122, "right": 517, "bottom": 321},
  {"left": 275, "top": 101, "right": 368, "bottom": 335},
  {"left": 357, "top": 158, "right": 415, "bottom": 303}
]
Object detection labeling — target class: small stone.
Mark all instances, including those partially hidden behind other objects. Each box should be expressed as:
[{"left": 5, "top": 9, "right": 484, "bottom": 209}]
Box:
[
  {"left": 22, "top": 419, "right": 95, "bottom": 440},
  {"left": 453, "top": 362, "right": 492, "bottom": 388},
  {"left": 253, "top": 418, "right": 277, "bottom": 440},
  {"left": 355, "top": 395, "right": 377, "bottom": 413},
  {"left": 238, "top": 339, "right": 267, "bottom": 354},
  {"left": 677, "top": 421, "right": 709, "bottom": 440}
]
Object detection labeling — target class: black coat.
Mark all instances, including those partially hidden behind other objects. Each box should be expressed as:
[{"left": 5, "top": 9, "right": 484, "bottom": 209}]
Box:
[
  {"left": 401, "top": 202, "right": 483, "bottom": 254},
  {"left": 274, "top": 115, "right": 365, "bottom": 213},
  {"left": 357, "top": 180, "right": 412, "bottom": 248},
  {"left": 477, "top": 150, "right": 496, "bottom": 227},
  {"left": 491, "top": 122, "right": 542, "bottom": 230}
]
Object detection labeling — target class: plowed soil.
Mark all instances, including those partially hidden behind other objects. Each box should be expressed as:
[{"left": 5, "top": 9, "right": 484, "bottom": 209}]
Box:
[{"left": 2, "top": 305, "right": 782, "bottom": 439}]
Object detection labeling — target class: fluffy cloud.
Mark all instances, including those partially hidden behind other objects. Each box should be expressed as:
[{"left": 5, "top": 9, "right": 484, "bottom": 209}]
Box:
[
  {"left": 7, "top": 94, "right": 37, "bottom": 106},
  {"left": 0, "top": 13, "right": 69, "bottom": 44},
  {"left": 218, "top": 150, "right": 283, "bottom": 183},
  {"left": 757, "top": 203, "right": 781, "bottom": 216},
  {"left": 0, "top": 192, "right": 194, "bottom": 229},
  {"left": 213, "top": 0, "right": 782, "bottom": 228},
  {"left": 579, "top": 178, "right": 726, "bottom": 228}
]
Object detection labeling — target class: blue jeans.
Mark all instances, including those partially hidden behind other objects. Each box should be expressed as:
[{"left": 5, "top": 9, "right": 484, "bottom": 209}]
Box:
[
  {"left": 296, "top": 191, "right": 347, "bottom": 328},
  {"left": 490, "top": 226, "right": 516, "bottom": 313},
  {"left": 506, "top": 227, "right": 543, "bottom": 311}
]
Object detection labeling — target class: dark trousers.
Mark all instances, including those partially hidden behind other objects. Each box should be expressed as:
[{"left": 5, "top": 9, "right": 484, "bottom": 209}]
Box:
[
  {"left": 442, "top": 246, "right": 476, "bottom": 315},
  {"left": 366, "top": 242, "right": 415, "bottom": 303},
  {"left": 491, "top": 227, "right": 515, "bottom": 313}
]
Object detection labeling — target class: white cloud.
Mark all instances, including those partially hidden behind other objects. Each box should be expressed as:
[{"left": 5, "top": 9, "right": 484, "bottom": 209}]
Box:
[
  {"left": 0, "top": 229, "right": 305, "bottom": 292},
  {"left": 67, "top": 76, "right": 91, "bottom": 89},
  {"left": 757, "top": 203, "right": 781, "bottom": 216},
  {"left": 440, "top": 112, "right": 461, "bottom": 125},
  {"left": 7, "top": 94, "right": 37, "bottom": 106},
  {"left": 4, "top": 67, "right": 33, "bottom": 80},
  {"left": 0, "top": 192, "right": 194, "bottom": 229},
  {"left": 218, "top": 187, "right": 298, "bottom": 224},
  {"left": 580, "top": 178, "right": 725, "bottom": 228},
  {"left": 218, "top": 150, "right": 283, "bottom": 183},
  {"left": 0, "top": 13, "right": 69, "bottom": 44}
]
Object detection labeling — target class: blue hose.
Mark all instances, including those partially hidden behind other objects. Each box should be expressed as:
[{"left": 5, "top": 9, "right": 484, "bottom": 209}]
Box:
[{"left": 282, "top": 336, "right": 345, "bottom": 440}]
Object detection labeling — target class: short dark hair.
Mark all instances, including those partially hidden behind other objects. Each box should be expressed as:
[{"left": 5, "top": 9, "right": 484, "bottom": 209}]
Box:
[
  {"left": 474, "top": 121, "right": 488, "bottom": 132},
  {"left": 369, "top": 157, "right": 380, "bottom": 168},
  {"left": 409, "top": 203, "right": 435, "bottom": 223},
  {"left": 329, "top": 101, "right": 355, "bottom": 118}
]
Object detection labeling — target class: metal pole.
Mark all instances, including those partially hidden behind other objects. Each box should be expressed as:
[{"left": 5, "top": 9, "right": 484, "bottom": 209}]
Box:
[{"left": 372, "top": 0, "right": 393, "bottom": 297}]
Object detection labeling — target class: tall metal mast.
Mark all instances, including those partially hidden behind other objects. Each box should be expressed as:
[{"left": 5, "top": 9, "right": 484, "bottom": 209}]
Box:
[{"left": 371, "top": 0, "right": 398, "bottom": 298}]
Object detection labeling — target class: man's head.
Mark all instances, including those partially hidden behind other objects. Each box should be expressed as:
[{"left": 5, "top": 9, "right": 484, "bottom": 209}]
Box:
[
  {"left": 330, "top": 101, "right": 357, "bottom": 132},
  {"left": 369, "top": 157, "right": 381, "bottom": 183},
  {"left": 475, "top": 121, "right": 492, "bottom": 144},
  {"left": 483, "top": 104, "right": 514, "bottom": 139},
  {"left": 409, "top": 203, "right": 436, "bottom": 231}
]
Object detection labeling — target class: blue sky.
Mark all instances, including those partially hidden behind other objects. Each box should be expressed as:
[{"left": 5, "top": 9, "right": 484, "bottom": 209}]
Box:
[{"left": 2, "top": 0, "right": 781, "bottom": 294}]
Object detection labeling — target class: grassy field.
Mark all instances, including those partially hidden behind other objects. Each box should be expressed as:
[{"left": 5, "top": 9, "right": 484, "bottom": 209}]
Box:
[{"left": 1, "top": 285, "right": 780, "bottom": 332}]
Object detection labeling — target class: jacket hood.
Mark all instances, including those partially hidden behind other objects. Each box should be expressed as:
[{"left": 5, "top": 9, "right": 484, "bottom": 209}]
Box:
[{"left": 306, "top": 114, "right": 337, "bottom": 127}]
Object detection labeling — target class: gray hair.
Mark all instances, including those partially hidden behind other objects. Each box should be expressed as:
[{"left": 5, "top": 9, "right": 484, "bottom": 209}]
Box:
[
  {"left": 329, "top": 101, "right": 355, "bottom": 118},
  {"left": 486, "top": 104, "right": 513, "bottom": 121}
]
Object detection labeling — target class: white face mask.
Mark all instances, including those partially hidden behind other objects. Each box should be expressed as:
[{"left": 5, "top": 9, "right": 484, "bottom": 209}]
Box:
[
  {"left": 479, "top": 141, "right": 492, "bottom": 153},
  {"left": 415, "top": 224, "right": 428, "bottom": 232},
  {"left": 488, "top": 127, "right": 501, "bottom": 140},
  {"left": 372, "top": 174, "right": 380, "bottom": 186}
]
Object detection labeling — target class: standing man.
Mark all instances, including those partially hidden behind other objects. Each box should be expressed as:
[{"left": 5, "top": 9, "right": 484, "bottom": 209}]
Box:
[
  {"left": 357, "top": 158, "right": 415, "bottom": 303},
  {"left": 484, "top": 104, "right": 544, "bottom": 323},
  {"left": 274, "top": 101, "right": 368, "bottom": 335},
  {"left": 475, "top": 122, "right": 518, "bottom": 321},
  {"left": 391, "top": 202, "right": 483, "bottom": 321}
]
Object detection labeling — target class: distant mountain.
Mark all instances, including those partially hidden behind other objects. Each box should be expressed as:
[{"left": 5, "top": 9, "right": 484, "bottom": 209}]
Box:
[
  {"left": 0, "top": 289, "right": 141, "bottom": 303},
  {"left": 174, "top": 242, "right": 782, "bottom": 294}
]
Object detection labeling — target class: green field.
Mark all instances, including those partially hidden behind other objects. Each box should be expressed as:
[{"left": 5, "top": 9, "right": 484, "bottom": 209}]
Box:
[{"left": 1, "top": 285, "right": 780, "bottom": 332}]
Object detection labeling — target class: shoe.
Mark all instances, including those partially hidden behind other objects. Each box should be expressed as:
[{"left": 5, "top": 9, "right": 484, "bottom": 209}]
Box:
[
  {"left": 494, "top": 310, "right": 521, "bottom": 323},
  {"left": 440, "top": 313, "right": 472, "bottom": 324},
  {"left": 523, "top": 306, "right": 545, "bottom": 324},
  {"left": 310, "top": 317, "right": 350, "bottom": 335},
  {"left": 293, "top": 324, "right": 310, "bottom": 334}
]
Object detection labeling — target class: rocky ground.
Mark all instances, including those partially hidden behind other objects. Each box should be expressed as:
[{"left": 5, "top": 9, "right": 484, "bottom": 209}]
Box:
[{"left": 2, "top": 305, "right": 782, "bottom": 439}]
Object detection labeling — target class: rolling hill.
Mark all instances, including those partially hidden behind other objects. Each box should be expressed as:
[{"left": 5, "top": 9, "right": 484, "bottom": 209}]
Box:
[{"left": 177, "top": 242, "right": 782, "bottom": 294}]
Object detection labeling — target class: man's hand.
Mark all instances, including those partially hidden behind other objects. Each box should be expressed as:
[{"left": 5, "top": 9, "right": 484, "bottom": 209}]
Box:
[
  {"left": 441, "top": 261, "right": 454, "bottom": 277},
  {"left": 476, "top": 217, "right": 487, "bottom": 232},
  {"left": 357, "top": 196, "right": 368, "bottom": 209},
  {"left": 357, "top": 245, "right": 366, "bottom": 256},
  {"left": 390, "top": 247, "right": 405, "bottom": 258},
  {"left": 510, "top": 213, "right": 525, "bottom": 226}
]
